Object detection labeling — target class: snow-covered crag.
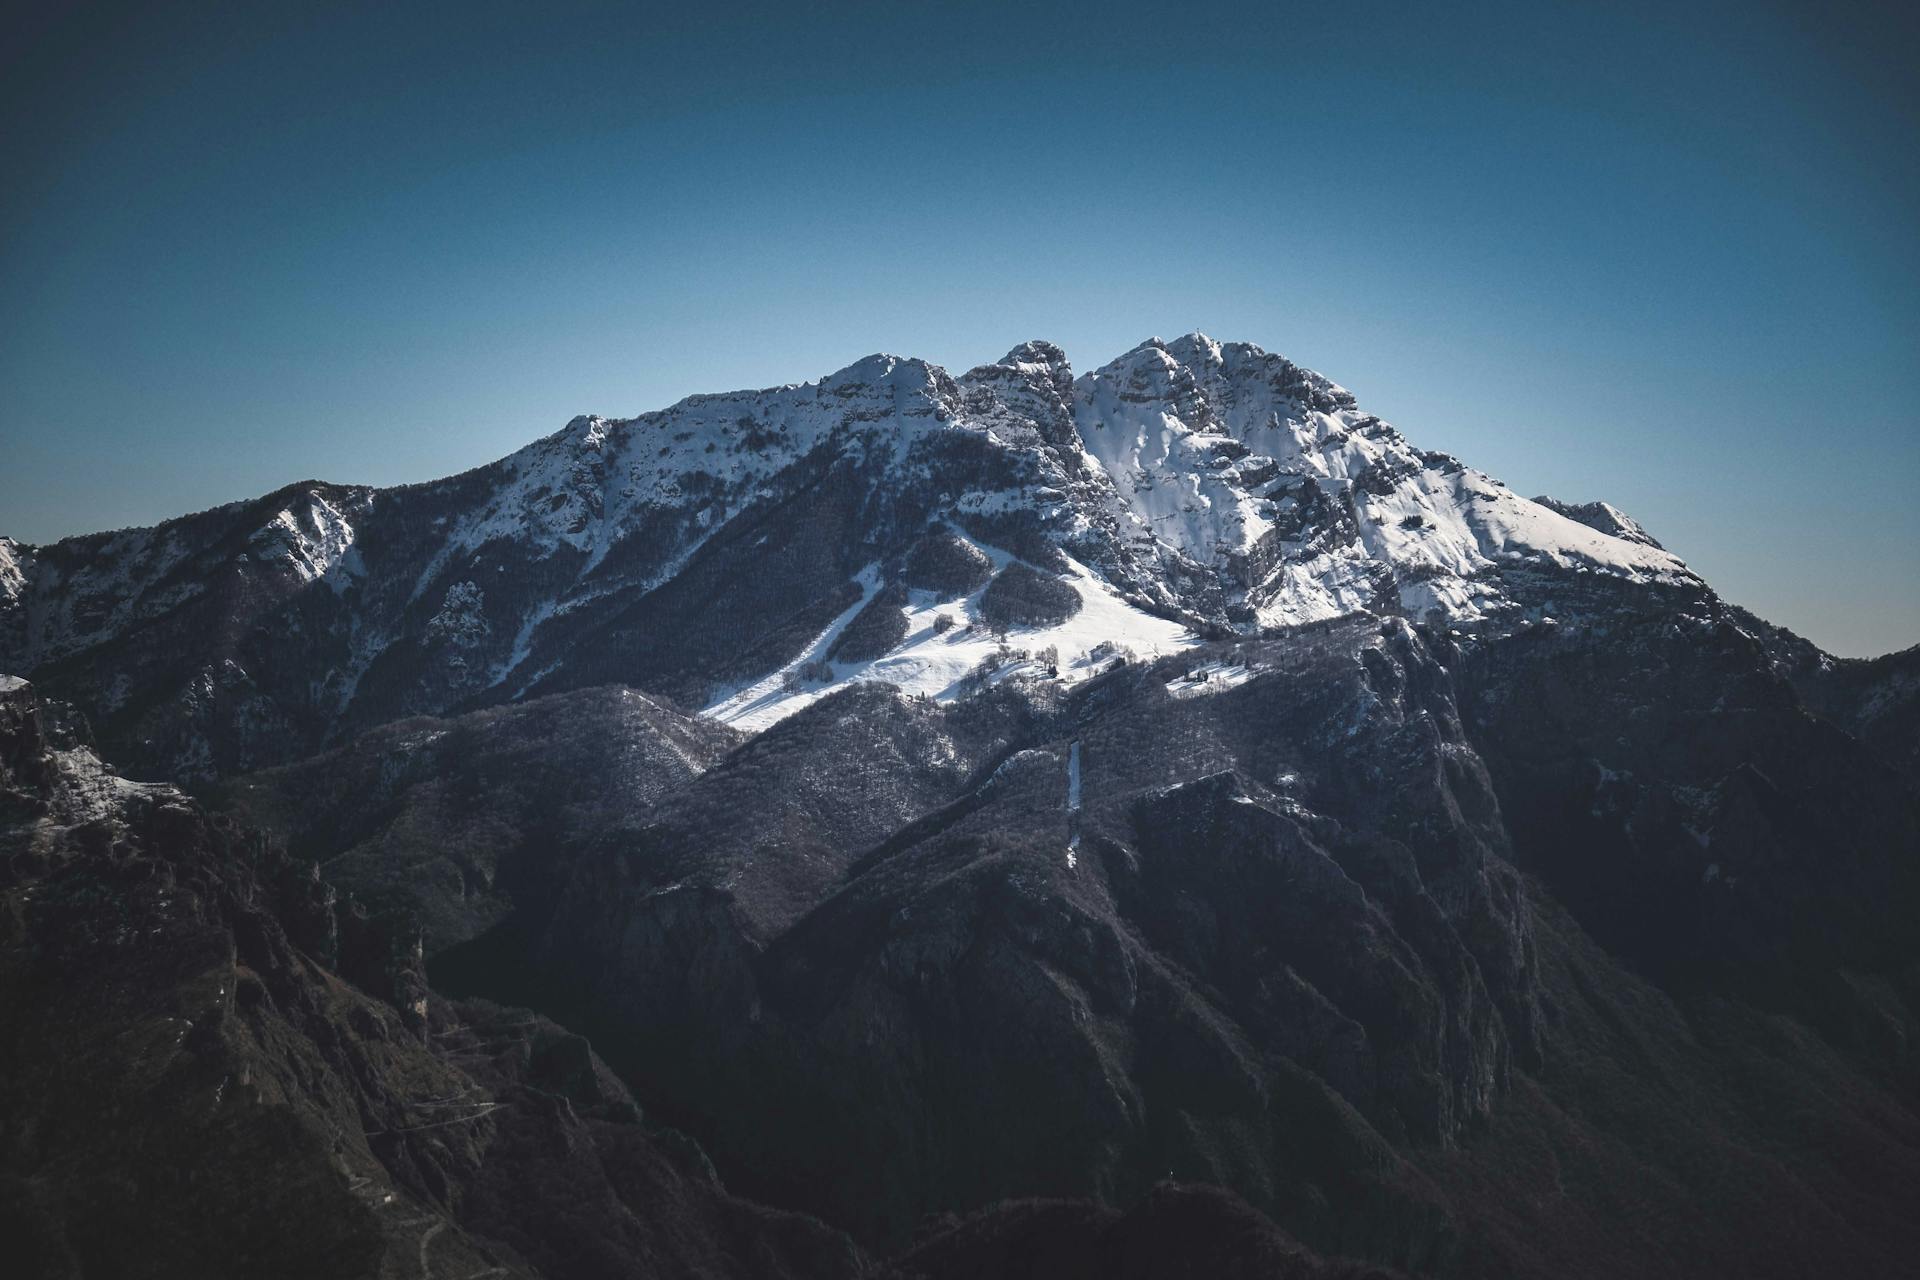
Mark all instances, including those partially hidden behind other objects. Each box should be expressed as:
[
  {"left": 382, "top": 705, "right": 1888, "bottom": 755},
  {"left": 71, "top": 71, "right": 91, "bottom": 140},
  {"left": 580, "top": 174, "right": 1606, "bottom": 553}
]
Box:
[
  {"left": 1069, "top": 336, "right": 1692, "bottom": 625},
  {"left": 0, "top": 334, "right": 1703, "bottom": 778}
]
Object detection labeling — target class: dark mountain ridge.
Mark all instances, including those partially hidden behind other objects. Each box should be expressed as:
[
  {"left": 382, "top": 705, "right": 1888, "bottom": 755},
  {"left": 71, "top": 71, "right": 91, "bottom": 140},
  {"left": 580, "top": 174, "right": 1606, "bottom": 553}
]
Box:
[{"left": 3, "top": 676, "right": 1402, "bottom": 1278}]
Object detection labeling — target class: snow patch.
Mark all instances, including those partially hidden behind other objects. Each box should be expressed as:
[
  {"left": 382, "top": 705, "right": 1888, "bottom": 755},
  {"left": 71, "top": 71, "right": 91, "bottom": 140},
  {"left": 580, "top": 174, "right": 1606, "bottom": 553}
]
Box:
[
  {"left": 1166, "top": 660, "right": 1260, "bottom": 699},
  {"left": 251, "top": 491, "right": 359, "bottom": 585},
  {"left": 698, "top": 538, "right": 1196, "bottom": 735},
  {"left": 1065, "top": 739, "right": 1083, "bottom": 869},
  {"left": 0, "top": 539, "right": 26, "bottom": 603}
]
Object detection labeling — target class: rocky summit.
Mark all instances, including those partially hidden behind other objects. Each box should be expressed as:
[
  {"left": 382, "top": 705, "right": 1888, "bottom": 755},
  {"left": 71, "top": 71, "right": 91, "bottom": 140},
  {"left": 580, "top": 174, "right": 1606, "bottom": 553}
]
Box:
[{"left": 3, "top": 337, "right": 1918, "bottom": 1279}]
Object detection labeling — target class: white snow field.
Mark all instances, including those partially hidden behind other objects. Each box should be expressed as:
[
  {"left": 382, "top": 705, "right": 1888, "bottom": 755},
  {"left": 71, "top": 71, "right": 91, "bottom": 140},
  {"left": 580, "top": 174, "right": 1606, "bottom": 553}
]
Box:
[{"left": 704, "top": 538, "right": 1196, "bottom": 733}]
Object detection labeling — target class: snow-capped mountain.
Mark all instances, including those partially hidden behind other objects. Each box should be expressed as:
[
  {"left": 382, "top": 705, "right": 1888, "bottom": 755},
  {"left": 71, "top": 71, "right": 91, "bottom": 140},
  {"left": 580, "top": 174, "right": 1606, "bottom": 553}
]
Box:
[
  {"left": 3, "top": 334, "right": 1701, "bottom": 777},
  {"left": 7, "top": 336, "right": 1918, "bottom": 1280}
]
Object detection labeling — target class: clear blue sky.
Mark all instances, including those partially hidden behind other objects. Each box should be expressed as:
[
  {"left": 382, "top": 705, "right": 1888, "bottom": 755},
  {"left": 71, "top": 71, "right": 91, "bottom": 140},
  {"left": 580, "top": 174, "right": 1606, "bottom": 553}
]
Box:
[{"left": 3, "top": 0, "right": 1915, "bottom": 655}]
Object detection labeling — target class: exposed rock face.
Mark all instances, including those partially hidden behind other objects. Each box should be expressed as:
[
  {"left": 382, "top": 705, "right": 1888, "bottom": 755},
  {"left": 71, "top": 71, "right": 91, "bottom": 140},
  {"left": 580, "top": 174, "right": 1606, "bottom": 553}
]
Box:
[
  {"left": 1731, "top": 605, "right": 1920, "bottom": 783},
  {"left": 1454, "top": 606, "right": 1920, "bottom": 987}
]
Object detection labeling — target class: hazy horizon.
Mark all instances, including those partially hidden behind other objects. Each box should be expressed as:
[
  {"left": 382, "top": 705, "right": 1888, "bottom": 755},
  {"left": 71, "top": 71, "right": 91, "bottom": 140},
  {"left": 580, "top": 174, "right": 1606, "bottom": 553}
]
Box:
[{"left": 3, "top": 0, "right": 1915, "bottom": 656}]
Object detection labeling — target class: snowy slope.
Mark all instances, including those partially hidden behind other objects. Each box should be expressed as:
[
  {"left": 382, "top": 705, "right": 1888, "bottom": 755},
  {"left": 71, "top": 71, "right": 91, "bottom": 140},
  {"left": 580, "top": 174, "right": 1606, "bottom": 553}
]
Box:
[
  {"left": 1533, "top": 496, "right": 1666, "bottom": 549},
  {"left": 704, "top": 537, "right": 1195, "bottom": 732},
  {"left": 1069, "top": 335, "right": 1693, "bottom": 629}
]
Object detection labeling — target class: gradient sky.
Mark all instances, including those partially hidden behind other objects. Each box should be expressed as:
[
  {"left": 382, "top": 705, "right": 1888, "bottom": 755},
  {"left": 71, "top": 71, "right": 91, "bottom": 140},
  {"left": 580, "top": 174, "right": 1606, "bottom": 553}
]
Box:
[{"left": 3, "top": 0, "right": 1915, "bottom": 655}]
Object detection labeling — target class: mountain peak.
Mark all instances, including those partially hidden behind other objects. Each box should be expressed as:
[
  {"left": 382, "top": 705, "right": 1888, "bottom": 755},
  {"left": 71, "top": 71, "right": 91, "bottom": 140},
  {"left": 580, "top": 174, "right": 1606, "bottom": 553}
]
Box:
[
  {"left": 1163, "top": 331, "right": 1225, "bottom": 365},
  {"left": 821, "top": 351, "right": 941, "bottom": 391},
  {"left": 996, "top": 339, "right": 1068, "bottom": 371},
  {"left": 1533, "top": 496, "right": 1666, "bottom": 549}
]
